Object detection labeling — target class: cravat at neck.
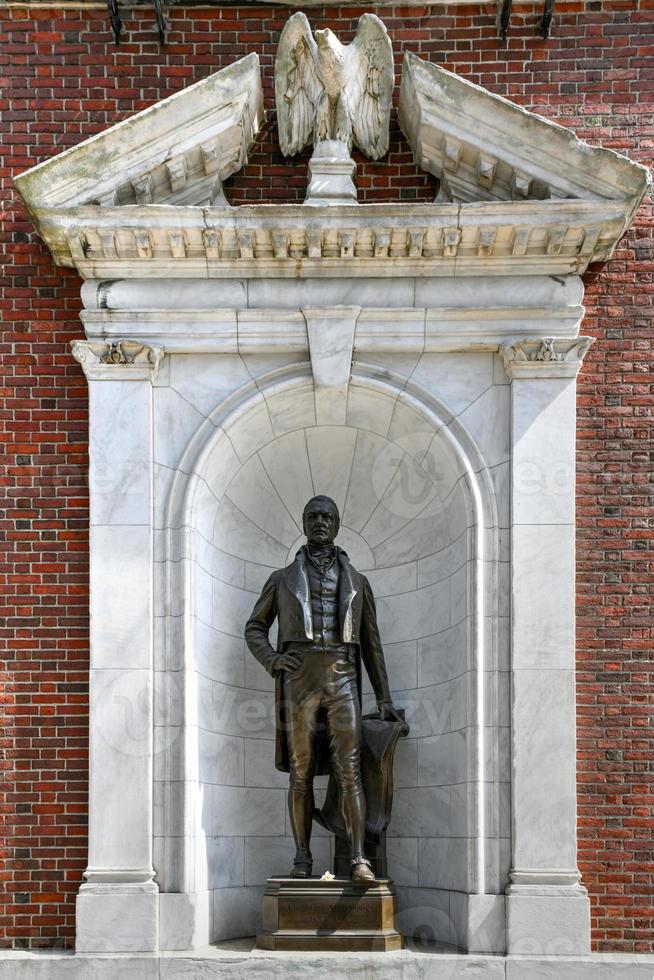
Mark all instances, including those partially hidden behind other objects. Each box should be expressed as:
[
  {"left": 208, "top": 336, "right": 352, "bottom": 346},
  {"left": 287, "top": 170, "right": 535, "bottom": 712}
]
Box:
[{"left": 307, "top": 543, "right": 337, "bottom": 571}]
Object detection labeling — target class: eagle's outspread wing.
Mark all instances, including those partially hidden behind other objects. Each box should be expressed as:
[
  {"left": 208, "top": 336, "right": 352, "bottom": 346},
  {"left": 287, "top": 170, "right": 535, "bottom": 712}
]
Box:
[
  {"left": 275, "top": 12, "right": 324, "bottom": 157},
  {"left": 344, "top": 14, "right": 394, "bottom": 161}
]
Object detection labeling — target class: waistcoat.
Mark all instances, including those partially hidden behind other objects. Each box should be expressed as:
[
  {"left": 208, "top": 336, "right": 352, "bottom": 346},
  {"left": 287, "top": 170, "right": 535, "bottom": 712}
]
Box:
[{"left": 306, "top": 555, "right": 343, "bottom": 648}]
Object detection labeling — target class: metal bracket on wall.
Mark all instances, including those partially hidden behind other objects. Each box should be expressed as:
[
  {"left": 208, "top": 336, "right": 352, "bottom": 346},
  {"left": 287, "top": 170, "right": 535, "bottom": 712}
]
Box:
[
  {"left": 497, "top": 0, "right": 512, "bottom": 41},
  {"left": 106, "top": 1, "right": 167, "bottom": 45},
  {"left": 154, "top": 0, "right": 167, "bottom": 43},
  {"left": 107, "top": 0, "right": 122, "bottom": 43},
  {"left": 540, "top": 0, "right": 555, "bottom": 39},
  {"left": 497, "top": 0, "right": 555, "bottom": 40}
]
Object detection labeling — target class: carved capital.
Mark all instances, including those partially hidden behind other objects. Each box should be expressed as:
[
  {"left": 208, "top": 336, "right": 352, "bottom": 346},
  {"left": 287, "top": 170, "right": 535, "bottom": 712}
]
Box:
[
  {"left": 499, "top": 336, "right": 594, "bottom": 380},
  {"left": 71, "top": 339, "right": 164, "bottom": 381}
]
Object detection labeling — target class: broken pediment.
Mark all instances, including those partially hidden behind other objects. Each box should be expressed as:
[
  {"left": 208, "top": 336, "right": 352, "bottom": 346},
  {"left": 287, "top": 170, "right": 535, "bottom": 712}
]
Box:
[
  {"left": 15, "top": 54, "right": 263, "bottom": 221},
  {"left": 14, "top": 47, "right": 649, "bottom": 280},
  {"left": 399, "top": 52, "right": 650, "bottom": 223}
]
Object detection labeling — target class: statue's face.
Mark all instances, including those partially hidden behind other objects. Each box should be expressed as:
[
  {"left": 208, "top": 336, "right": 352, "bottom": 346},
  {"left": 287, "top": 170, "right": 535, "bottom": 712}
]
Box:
[{"left": 304, "top": 500, "right": 338, "bottom": 547}]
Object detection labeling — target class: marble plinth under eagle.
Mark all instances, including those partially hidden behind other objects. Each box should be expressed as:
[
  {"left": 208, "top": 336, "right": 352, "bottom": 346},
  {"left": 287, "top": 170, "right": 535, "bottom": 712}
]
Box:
[{"left": 275, "top": 12, "right": 394, "bottom": 161}]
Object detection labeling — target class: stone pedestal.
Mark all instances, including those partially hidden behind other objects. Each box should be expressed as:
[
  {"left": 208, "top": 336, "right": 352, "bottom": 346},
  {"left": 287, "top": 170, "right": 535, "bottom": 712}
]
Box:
[
  {"left": 305, "top": 140, "right": 358, "bottom": 205},
  {"left": 257, "top": 877, "right": 403, "bottom": 951}
]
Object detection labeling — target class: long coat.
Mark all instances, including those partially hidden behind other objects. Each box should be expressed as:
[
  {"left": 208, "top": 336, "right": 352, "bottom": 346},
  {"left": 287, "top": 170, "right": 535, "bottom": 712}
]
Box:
[{"left": 244, "top": 546, "right": 392, "bottom": 774}]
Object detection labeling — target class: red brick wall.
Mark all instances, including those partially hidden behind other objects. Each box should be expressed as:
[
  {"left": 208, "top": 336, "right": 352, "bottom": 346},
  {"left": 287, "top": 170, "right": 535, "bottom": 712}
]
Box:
[{"left": 1, "top": 0, "right": 652, "bottom": 952}]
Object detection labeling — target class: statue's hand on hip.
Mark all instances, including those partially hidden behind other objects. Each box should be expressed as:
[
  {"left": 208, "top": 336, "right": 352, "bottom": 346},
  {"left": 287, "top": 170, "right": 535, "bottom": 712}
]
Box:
[{"left": 272, "top": 653, "right": 302, "bottom": 675}]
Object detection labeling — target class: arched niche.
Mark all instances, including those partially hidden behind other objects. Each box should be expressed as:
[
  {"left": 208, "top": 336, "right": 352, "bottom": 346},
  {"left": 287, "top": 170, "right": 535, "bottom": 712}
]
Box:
[{"left": 154, "top": 363, "right": 506, "bottom": 948}]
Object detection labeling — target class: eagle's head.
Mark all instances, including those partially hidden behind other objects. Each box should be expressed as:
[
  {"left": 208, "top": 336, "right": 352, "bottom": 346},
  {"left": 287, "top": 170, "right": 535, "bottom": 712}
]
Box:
[{"left": 314, "top": 28, "right": 338, "bottom": 52}]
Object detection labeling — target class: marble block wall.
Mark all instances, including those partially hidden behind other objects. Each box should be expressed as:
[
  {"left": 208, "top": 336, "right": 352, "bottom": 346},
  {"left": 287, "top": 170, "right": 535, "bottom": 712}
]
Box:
[{"left": 151, "top": 349, "right": 509, "bottom": 947}]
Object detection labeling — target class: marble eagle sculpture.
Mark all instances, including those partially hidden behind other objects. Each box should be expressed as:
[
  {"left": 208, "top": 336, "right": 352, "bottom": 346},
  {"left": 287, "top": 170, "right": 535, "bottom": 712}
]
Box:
[{"left": 275, "top": 12, "right": 394, "bottom": 161}]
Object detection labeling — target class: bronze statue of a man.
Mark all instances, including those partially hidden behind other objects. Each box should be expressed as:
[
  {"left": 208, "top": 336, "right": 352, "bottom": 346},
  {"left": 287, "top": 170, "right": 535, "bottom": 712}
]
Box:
[{"left": 245, "top": 495, "right": 401, "bottom": 882}]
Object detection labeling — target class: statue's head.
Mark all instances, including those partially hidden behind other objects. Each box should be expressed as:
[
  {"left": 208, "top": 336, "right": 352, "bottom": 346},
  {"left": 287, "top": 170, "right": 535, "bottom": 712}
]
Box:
[{"left": 302, "top": 495, "right": 340, "bottom": 546}]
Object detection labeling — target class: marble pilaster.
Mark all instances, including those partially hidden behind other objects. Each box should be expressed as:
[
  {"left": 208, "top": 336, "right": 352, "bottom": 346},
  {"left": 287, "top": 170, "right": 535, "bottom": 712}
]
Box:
[
  {"left": 71, "top": 340, "right": 161, "bottom": 953},
  {"left": 501, "top": 336, "right": 594, "bottom": 955}
]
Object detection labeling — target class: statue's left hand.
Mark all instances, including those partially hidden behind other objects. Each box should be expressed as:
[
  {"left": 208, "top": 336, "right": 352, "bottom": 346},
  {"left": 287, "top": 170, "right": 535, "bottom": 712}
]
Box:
[{"left": 378, "top": 701, "right": 404, "bottom": 723}]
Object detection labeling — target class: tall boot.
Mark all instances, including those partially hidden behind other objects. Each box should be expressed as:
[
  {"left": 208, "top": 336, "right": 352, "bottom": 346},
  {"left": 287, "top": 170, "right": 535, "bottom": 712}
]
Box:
[
  {"left": 288, "top": 779, "right": 314, "bottom": 877},
  {"left": 341, "top": 783, "right": 375, "bottom": 882}
]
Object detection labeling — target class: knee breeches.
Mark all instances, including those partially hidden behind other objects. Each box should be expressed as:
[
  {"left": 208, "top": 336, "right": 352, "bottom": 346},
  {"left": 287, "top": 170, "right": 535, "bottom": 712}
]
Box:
[{"left": 282, "top": 650, "right": 362, "bottom": 795}]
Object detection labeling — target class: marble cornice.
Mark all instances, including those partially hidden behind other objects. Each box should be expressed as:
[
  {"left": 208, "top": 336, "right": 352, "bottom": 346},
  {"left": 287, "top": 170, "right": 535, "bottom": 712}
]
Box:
[{"left": 32, "top": 198, "right": 633, "bottom": 280}]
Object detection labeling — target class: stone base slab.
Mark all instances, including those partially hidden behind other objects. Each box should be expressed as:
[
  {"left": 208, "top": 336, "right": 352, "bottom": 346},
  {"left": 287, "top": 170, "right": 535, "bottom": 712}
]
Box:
[
  {"left": 75, "top": 885, "right": 158, "bottom": 953},
  {"left": 2, "top": 948, "right": 654, "bottom": 979},
  {"left": 506, "top": 889, "right": 591, "bottom": 955},
  {"left": 257, "top": 876, "right": 403, "bottom": 951}
]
